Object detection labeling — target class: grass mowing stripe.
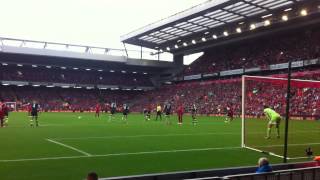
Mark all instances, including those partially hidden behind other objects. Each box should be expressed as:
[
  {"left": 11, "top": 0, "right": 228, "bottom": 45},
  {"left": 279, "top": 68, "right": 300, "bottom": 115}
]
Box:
[
  {"left": 52, "top": 130, "right": 319, "bottom": 140},
  {"left": 2, "top": 142, "right": 315, "bottom": 163},
  {"left": 46, "top": 139, "right": 92, "bottom": 156},
  {"left": 0, "top": 146, "right": 242, "bottom": 162},
  {"left": 254, "top": 142, "right": 320, "bottom": 148},
  {"left": 52, "top": 132, "right": 239, "bottom": 140}
]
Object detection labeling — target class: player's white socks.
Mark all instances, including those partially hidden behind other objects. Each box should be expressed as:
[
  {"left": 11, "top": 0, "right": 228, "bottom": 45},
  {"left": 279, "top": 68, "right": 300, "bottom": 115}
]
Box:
[{"left": 267, "top": 128, "right": 271, "bottom": 138}]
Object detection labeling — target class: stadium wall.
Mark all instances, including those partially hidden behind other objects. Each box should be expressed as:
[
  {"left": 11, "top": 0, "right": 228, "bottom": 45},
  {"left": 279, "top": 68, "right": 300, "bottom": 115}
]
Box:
[{"left": 102, "top": 161, "right": 318, "bottom": 180}]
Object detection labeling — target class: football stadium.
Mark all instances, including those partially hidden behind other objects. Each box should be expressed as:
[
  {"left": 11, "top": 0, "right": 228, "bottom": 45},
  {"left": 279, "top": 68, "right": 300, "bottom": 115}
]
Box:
[{"left": 0, "top": 0, "right": 320, "bottom": 179}]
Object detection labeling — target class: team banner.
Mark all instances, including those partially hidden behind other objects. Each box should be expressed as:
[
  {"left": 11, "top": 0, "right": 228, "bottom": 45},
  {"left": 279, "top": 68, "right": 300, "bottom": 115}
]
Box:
[
  {"left": 202, "top": 73, "right": 219, "bottom": 78},
  {"left": 291, "top": 60, "right": 303, "bottom": 68},
  {"left": 97, "top": 85, "right": 118, "bottom": 89},
  {"left": 53, "top": 83, "right": 76, "bottom": 87},
  {"left": 304, "top": 58, "right": 320, "bottom": 66},
  {"left": 136, "top": 86, "right": 154, "bottom": 90},
  {"left": 184, "top": 74, "right": 201, "bottom": 80},
  {"left": 220, "top": 69, "right": 243, "bottom": 76},
  {"left": 1, "top": 81, "right": 28, "bottom": 86},
  {"left": 269, "top": 62, "right": 288, "bottom": 70},
  {"left": 244, "top": 67, "right": 260, "bottom": 73}
]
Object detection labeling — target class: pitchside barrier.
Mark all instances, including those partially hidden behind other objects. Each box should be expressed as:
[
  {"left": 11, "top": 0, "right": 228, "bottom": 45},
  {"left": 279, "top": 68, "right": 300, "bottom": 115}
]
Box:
[
  {"left": 222, "top": 166, "right": 320, "bottom": 180},
  {"left": 101, "top": 161, "right": 318, "bottom": 180}
]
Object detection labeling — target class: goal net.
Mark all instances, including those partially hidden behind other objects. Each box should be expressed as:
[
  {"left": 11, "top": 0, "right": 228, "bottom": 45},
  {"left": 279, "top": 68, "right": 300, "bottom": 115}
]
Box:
[
  {"left": 242, "top": 75, "right": 320, "bottom": 160},
  {"left": 5, "top": 102, "right": 17, "bottom": 111}
]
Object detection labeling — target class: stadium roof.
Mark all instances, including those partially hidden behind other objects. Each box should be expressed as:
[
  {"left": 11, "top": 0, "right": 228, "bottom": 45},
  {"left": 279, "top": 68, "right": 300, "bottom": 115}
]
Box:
[{"left": 121, "top": 0, "right": 311, "bottom": 53}]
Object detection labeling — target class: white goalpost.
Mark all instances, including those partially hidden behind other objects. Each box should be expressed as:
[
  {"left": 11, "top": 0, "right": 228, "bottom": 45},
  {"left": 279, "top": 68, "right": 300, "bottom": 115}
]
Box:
[{"left": 241, "top": 75, "right": 320, "bottom": 160}]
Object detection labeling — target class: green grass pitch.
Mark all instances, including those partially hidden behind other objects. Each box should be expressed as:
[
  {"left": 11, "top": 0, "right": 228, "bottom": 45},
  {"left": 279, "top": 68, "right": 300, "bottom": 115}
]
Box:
[{"left": 0, "top": 112, "right": 318, "bottom": 180}]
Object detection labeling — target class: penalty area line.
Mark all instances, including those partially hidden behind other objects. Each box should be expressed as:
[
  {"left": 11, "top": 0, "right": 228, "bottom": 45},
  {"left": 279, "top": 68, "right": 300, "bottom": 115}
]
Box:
[
  {"left": 0, "top": 146, "right": 242, "bottom": 162},
  {"left": 46, "top": 139, "right": 92, "bottom": 157},
  {"left": 245, "top": 144, "right": 318, "bottom": 160},
  {"left": 244, "top": 146, "right": 285, "bottom": 159}
]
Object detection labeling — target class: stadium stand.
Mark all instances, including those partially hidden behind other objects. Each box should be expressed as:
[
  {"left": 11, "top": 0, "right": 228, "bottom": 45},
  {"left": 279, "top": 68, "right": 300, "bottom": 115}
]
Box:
[
  {"left": 2, "top": 67, "right": 320, "bottom": 117},
  {"left": 0, "top": 85, "right": 140, "bottom": 112},
  {"left": 183, "top": 27, "right": 320, "bottom": 76},
  {"left": 0, "top": 64, "right": 153, "bottom": 86},
  {"left": 132, "top": 68, "right": 320, "bottom": 119}
]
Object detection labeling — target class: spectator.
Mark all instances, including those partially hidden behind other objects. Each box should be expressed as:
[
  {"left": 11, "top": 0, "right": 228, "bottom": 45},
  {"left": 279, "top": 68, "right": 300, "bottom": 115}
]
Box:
[
  {"left": 256, "top": 157, "right": 272, "bottom": 173},
  {"left": 86, "top": 172, "right": 98, "bottom": 180},
  {"left": 314, "top": 156, "right": 320, "bottom": 166}
]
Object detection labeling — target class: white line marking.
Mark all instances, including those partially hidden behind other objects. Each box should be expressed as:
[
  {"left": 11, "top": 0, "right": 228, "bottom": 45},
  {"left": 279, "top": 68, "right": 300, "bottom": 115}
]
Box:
[
  {"left": 287, "top": 156, "right": 313, "bottom": 160},
  {"left": 0, "top": 146, "right": 242, "bottom": 162},
  {"left": 269, "top": 152, "right": 285, "bottom": 159},
  {"left": 245, "top": 146, "right": 285, "bottom": 159},
  {"left": 46, "top": 139, "right": 92, "bottom": 156},
  {"left": 246, "top": 142, "right": 320, "bottom": 159}
]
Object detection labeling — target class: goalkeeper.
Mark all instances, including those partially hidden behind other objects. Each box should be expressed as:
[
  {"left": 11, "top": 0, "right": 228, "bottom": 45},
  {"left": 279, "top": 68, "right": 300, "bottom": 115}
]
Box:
[{"left": 263, "top": 105, "right": 282, "bottom": 139}]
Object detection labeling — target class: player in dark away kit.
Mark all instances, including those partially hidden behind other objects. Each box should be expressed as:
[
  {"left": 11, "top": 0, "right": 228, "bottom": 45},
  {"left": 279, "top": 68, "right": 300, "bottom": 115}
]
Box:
[
  {"left": 122, "top": 104, "right": 129, "bottom": 123},
  {"left": 191, "top": 103, "right": 197, "bottom": 125},
  {"left": 109, "top": 102, "right": 116, "bottom": 121},
  {"left": 163, "top": 102, "right": 172, "bottom": 125},
  {"left": 30, "top": 100, "right": 40, "bottom": 127}
]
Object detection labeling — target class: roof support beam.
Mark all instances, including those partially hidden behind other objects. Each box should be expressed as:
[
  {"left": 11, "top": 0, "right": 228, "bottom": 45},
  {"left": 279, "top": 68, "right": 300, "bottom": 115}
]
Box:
[
  {"left": 203, "top": 15, "right": 228, "bottom": 24},
  {"left": 187, "top": 21, "right": 209, "bottom": 29},
  {"left": 222, "top": 8, "right": 247, "bottom": 18},
  {"left": 159, "top": 30, "right": 181, "bottom": 38},
  {"left": 145, "top": 34, "right": 169, "bottom": 41},
  {"left": 242, "top": 0, "right": 271, "bottom": 12},
  {"left": 173, "top": 26, "right": 195, "bottom": 33}
]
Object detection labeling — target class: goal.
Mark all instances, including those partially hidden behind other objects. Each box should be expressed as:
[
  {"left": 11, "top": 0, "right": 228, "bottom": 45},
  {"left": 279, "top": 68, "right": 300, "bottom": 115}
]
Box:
[{"left": 242, "top": 75, "right": 320, "bottom": 160}]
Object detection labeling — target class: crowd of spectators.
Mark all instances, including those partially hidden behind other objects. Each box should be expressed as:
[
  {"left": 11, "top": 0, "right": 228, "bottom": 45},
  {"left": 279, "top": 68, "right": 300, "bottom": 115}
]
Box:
[
  {"left": 183, "top": 27, "right": 320, "bottom": 76},
  {"left": 0, "top": 86, "right": 139, "bottom": 112},
  {"left": 1, "top": 67, "right": 320, "bottom": 118},
  {"left": 132, "top": 69, "right": 320, "bottom": 118},
  {"left": 0, "top": 65, "right": 152, "bottom": 86}
]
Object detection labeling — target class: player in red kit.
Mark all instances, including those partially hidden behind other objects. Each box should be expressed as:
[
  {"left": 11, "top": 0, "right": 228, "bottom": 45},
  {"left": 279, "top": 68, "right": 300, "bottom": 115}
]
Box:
[
  {"left": 225, "top": 104, "right": 234, "bottom": 123},
  {"left": 95, "top": 103, "right": 101, "bottom": 118},
  {"left": 27, "top": 103, "right": 32, "bottom": 117},
  {"left": 177, "top": 104, "right": 184, "bottom": 125},
  {"left": 144, "top": 104, "right": 152, "bottom": 121},
  {"left": 2, "top": 103, "right": 9, "bottom": 126},
  {"left": 0, "top": 100, "right": 5, "bottom": 128}
]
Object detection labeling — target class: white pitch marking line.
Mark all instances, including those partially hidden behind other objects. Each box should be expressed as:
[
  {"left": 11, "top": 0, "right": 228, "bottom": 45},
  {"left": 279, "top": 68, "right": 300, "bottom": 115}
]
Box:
[
  {"left": 46, "top": 139, "right": 92, "bottom": 157},
  {"left": 0, "top": 146, "right": 242, "bottom": 162},
  {"left": 287, "top": 156, "right": 313, "bottom": 160},
  {"left": 247, "top": 142, "right": 320, "bottom": 159}
]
